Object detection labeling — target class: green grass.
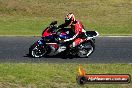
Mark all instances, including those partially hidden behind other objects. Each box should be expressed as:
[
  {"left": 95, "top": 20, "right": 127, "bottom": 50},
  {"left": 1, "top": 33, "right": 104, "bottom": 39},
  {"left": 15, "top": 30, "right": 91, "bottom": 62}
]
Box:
[
  {"left": 0, "top": 0, "right": 132, "bottom": 36},
  {"left": 0, "top": 63, "right": 131, "bottom": 88}
]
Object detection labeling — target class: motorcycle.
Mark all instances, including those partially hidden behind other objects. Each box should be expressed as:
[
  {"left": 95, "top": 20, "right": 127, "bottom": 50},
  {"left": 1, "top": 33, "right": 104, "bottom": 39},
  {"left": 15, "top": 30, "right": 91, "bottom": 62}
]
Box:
[{"left": 29, "top": 21, "right": 99, "bottom": 58}]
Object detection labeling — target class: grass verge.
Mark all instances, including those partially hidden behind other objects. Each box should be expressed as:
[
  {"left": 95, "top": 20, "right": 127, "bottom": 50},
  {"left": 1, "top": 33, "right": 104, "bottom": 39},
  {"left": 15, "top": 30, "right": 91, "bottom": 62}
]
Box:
[
  {"left": 0, "top": 0, "right": 132, "bottom": 36},
  {"left": 0, "top": 63, "right": 131, "bottom": 88}
]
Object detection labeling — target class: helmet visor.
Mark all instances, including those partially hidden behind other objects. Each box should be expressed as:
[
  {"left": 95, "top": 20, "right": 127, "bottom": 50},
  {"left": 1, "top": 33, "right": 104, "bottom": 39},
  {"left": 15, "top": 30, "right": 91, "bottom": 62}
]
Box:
[{"left": 65, "top": 18, "right": 72, "bottom": 25}]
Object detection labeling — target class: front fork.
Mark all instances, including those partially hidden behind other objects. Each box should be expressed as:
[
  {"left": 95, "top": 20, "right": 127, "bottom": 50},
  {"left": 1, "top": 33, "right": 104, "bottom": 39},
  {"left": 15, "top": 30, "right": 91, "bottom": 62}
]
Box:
[{"left": 36, "top": 40, "right": 49, "bottom": 53}]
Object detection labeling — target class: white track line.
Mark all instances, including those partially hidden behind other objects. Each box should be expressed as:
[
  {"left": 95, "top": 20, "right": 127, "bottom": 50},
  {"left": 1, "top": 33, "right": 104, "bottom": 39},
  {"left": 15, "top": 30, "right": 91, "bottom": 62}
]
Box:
[{"left": 99, "top": 36, "right": 132, "bottom": 37}]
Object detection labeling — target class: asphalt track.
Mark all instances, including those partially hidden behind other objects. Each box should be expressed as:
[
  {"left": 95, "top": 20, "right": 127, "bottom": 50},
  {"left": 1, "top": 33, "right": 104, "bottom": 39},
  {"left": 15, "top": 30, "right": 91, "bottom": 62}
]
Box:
[{"left": 0, "top": 36, "right": 132, "bottom": 63}]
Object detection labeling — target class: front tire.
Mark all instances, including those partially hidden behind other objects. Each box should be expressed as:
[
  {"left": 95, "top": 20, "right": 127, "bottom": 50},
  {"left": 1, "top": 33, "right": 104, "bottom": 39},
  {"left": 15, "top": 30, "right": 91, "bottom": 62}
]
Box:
[{"left": 29, "top": 43, "right": 46, "bottom": 58}]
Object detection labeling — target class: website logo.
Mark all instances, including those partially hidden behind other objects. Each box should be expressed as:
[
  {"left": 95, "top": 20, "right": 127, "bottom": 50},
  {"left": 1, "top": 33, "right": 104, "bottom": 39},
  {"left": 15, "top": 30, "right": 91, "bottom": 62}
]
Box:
[{"left": 76, "top": 65, "right": 131, "bottom": 85}]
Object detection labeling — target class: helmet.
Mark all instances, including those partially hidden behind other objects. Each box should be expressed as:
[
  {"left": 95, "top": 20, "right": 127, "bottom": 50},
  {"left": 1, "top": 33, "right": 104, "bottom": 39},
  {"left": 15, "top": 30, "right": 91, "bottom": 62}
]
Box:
[{"left": 65, "top": 13, "right": 75, "bottom": 26}]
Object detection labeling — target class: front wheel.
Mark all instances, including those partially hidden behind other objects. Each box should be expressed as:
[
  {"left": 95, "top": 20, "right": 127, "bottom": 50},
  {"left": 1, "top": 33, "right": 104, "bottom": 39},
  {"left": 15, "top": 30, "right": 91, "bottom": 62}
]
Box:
[
  {"left": 78, "top": 41, "right": 95, "bottom": 58},
  {"left": 29, "top": 43, "right": 47, "bottom": 58}
]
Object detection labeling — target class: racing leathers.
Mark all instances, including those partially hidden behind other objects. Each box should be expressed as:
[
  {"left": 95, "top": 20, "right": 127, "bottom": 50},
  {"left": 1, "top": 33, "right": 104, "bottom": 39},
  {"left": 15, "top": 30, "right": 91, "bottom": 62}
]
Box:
[{"left": 58, "top": 20, "right": 87, "bottom": 48}]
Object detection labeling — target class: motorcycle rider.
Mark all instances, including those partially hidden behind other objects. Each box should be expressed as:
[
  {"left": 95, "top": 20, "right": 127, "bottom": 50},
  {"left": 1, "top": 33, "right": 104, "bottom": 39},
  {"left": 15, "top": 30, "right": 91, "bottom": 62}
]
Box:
[{"left": 58, "top": 13, "right": 87, "bottom": 49}]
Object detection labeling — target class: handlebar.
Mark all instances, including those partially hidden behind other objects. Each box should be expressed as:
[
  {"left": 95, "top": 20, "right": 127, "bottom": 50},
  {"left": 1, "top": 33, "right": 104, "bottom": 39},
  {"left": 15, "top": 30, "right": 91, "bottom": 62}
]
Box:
[{"left": 50, "top": 21, "right": 57, "bottom": 25}]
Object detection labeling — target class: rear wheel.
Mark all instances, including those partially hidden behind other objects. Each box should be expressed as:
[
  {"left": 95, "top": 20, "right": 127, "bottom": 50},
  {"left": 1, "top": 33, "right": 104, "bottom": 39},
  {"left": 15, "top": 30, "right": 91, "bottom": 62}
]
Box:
[
  {"left": 29, "top": 43, "right": 47, "bottom": 58},
  {"left": 78, "top": 41, "right": 95, "bottom": 57}
]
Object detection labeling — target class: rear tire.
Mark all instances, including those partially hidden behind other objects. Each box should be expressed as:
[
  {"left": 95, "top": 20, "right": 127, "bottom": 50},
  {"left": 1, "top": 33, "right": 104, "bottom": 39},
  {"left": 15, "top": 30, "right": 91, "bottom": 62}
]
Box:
[{"left": 78, "top": 41, "right": 95, "bottom": 58}]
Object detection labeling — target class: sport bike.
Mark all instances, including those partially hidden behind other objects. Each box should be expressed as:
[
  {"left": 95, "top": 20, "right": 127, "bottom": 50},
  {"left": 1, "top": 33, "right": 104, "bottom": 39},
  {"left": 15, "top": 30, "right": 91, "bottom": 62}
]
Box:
[{"left": 29, "top": 21, "right": 99, "bottom": 58}]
